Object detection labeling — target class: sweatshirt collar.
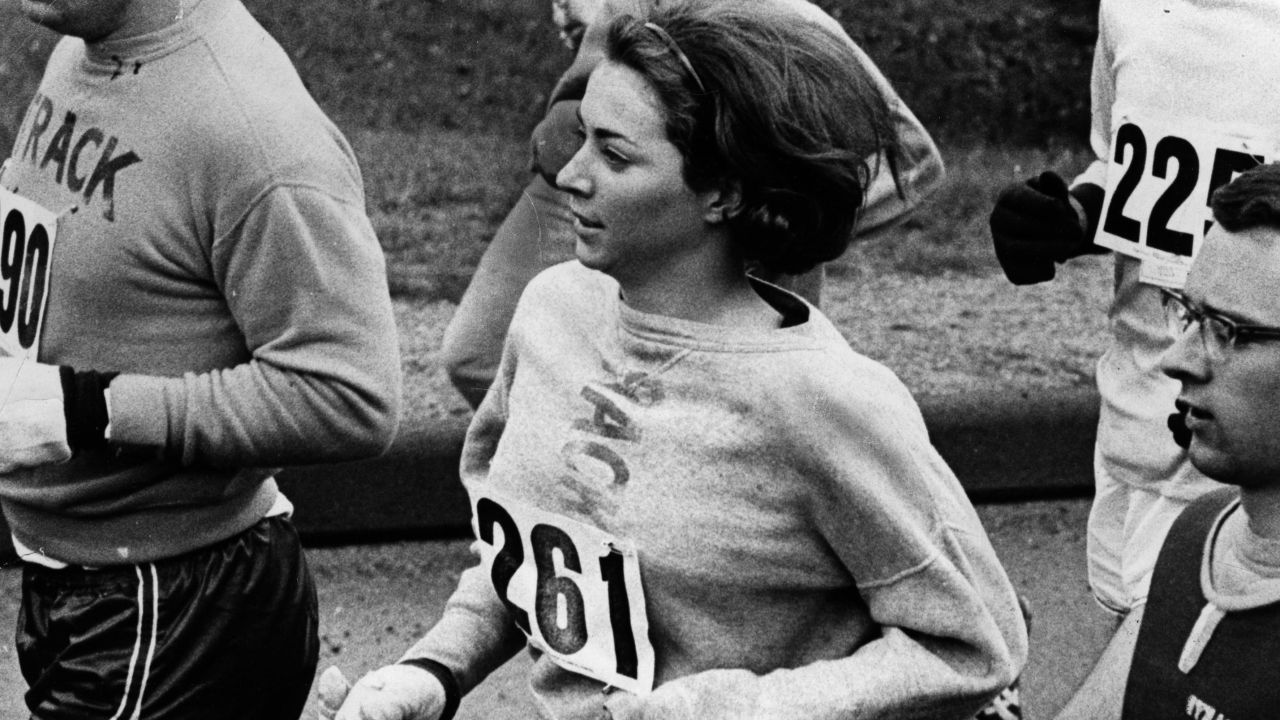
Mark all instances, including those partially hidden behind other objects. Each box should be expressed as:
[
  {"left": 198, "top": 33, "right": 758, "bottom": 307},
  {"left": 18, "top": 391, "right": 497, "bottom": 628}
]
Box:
[{"left": 80, "top": 0, "right": 220, "bottom": 69}]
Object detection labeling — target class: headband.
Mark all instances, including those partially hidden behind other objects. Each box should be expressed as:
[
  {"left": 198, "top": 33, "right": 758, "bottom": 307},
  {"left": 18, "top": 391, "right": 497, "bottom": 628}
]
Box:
[{"left": 643, "top": 21, "right": 707, "bottom": 94}]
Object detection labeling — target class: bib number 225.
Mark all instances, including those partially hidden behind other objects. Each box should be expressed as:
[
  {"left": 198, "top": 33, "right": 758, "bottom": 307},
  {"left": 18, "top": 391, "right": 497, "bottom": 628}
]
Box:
[{"left": 1099, "top": 122, "right": 1264, "bottom": 259}]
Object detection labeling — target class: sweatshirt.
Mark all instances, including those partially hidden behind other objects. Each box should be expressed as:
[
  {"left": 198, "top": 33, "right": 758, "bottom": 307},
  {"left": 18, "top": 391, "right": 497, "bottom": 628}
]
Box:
[
  {"left": 0, "top": 0, "right": 401, "bottom": 565},
  {"left": 404, "top": 261, "right": 1027, "bottom": 720}
]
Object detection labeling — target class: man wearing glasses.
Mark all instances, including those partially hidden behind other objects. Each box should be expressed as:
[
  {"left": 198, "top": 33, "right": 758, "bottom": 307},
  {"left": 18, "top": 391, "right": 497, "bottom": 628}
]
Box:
[{"left": 1051, "top": 163, "right": 1280, "bottom": 720}]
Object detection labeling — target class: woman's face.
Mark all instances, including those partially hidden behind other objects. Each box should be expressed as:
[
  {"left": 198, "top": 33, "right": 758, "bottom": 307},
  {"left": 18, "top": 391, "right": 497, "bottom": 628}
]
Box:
[{"left": 556, "top": 61, "right": 722, "bottom": 285}]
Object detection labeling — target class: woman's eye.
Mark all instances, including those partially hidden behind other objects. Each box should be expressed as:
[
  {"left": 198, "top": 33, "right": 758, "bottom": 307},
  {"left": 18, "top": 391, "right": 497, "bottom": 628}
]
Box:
[
  {"left": 601, "top": 146, "right": 630, "bottom": 167},
  {"left": 574, "top": 126, "right": 629, "bottom": 167}
]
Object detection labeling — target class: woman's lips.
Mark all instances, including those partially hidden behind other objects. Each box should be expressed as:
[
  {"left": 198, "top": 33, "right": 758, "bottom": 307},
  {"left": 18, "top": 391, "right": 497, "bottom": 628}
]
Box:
[{"left": 571, "top": 210, "right": 604, "bottom": 230}]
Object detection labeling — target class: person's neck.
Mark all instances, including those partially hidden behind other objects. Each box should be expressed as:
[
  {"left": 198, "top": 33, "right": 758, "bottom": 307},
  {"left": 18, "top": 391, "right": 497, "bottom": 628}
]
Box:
[
  {"left": 615, "top": 246, "right": 779, "bottom": 329},
  {"left": 1240, "top": 484, "right": 1280, "bottom": 540}
]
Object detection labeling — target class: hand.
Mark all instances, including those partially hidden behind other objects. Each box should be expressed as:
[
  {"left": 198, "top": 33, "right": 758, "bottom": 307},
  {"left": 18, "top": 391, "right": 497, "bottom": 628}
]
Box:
[
  {"left": 989, "top": 171, "right": 1094, "bottom": 285},
  {"left": 317, "top": 666, "right": 349, "bottom": 720},
  {"left": 0, "top": 357, "right": 70, "bottom": 473},
  {"left": 0, "top": 358, "right": 115, "bottom": 472},
  {"left": 550, "top": 0, "right": 604, "bottom": 49},
  {"left": 317, "top": 665, "right": 447, "bottom": 720},
  {"left": 530, "top": 99, "right": 583, "bottom": 186}
]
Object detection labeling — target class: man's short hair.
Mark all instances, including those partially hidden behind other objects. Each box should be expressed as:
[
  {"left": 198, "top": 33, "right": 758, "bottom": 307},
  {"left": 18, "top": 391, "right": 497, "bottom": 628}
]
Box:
[{"left": 1211, "top": 162, "right": 1280, "bottom": 233}]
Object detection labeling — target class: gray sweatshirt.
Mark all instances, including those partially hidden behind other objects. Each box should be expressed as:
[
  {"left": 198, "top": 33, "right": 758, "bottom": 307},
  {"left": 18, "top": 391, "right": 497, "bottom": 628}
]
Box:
[
  {"left": 404, "top": 262, "right": 1027, "bottom": 719},
  {"left": 0, "top": 0, "right": 401, "bottom": 565}
]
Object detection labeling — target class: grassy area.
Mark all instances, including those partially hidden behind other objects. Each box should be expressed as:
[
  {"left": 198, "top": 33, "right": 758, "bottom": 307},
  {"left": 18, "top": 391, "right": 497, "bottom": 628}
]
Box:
[
  {"left": 352, "top": 126, "right": 531, "bottom": 300},
  {"left": 241, "top": 0, "right": 1100, "bottom": 145},
  {"left": 0, "top": 0, "right": 1100, "bottom": 302},
  {"left": 822, "top": 0, "right": 1097, "bottom": 144}
]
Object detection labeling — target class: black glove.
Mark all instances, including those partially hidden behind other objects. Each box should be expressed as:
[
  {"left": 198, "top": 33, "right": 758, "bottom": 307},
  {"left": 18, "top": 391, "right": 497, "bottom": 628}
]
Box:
[{"left": 989, "top": 172, "right": 1105, "bottom": 285}]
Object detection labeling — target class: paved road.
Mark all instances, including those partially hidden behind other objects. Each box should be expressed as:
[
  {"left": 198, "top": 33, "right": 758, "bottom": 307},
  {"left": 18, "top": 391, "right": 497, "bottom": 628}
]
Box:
[{"left": 0, "top": 498, "right": 1114, "bottom": 719}]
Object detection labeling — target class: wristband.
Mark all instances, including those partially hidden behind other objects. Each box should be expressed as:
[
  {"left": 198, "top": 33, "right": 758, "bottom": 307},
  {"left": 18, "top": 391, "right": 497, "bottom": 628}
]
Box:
[
  {"left": 398, "top": 658, "right": 461, "bottom": 720},
  {"left": 58, "top": 368, "right": 117, "bottom": 452}
]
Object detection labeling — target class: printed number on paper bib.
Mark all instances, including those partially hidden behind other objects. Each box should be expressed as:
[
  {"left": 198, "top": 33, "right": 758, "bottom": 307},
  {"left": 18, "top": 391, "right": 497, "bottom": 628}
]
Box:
[
  {"left": 0, "top": 187, "right": 58, "bottom": 358},
  {"left": 473, "top": 491, "right": 655, "bottom": 695},
  {"left": 1094, "top": 116, "right": 1273, "bottom": 288}
]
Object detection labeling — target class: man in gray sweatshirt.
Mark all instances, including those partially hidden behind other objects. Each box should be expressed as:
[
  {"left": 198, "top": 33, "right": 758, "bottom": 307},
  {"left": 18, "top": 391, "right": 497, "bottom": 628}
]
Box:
[{"left": 0, "top": 0, "right": 401, "bottom": 717}]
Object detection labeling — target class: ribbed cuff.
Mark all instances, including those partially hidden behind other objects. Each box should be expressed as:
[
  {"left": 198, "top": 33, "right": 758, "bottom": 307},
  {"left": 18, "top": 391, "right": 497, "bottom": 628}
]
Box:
[
  {"left": 398, "top": 658, "right": 461, "bottom": 720},
  {"left": 1070, "top": 182, "right": 1106, "bottom": 246}
]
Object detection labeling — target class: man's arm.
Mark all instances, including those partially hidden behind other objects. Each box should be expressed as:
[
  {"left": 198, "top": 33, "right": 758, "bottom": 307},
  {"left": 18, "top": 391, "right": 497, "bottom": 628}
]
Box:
[
  {"left": 108, "top": 185, "right": 403, "bottom": 467},
  {"left": 1052, "top": 604, "right": 1144, "bottom": 720}
]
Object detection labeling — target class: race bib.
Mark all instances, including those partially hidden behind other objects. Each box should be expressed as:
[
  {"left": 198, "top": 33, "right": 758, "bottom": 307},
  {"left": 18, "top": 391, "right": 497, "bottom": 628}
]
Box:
[
  {"left": 472, "top": 490, "right": 655, "bottom": 694},
  {"left": 0, "top": 187, "right": 58, "bottom": 358},
  {"left": 1094, "top": 114, "right": 1275, "bottom": 288}
]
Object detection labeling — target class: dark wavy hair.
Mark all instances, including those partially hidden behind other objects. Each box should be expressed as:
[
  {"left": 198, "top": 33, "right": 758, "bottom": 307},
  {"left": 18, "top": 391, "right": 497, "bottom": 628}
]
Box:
[
  {"left": 1211, "top": 162, "right": 1280, "bottom": 233},
  {"left": 604, "top": 0, "right": 900, "bottom": 275}
]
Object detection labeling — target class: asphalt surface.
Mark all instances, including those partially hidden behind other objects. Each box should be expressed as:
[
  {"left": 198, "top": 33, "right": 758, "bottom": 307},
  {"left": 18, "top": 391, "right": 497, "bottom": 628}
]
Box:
[{"left": 0, "top": 496, "right": 1117, "bottom": 720}]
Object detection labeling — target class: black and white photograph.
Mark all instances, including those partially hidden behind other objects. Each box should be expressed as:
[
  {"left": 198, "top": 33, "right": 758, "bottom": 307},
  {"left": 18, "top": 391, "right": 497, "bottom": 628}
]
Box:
[{"left": 2, "top": 1, "right": 1278, "bottom": 718}]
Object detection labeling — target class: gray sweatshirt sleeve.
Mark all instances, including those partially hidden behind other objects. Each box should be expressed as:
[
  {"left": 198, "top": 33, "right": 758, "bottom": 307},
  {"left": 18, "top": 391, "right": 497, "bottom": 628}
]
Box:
[
  {"left": 106, "top": 184, "right": 402, "bottom": 466},
  {"left": 398, "top": 348, "right": 528, "bottom": 692}
]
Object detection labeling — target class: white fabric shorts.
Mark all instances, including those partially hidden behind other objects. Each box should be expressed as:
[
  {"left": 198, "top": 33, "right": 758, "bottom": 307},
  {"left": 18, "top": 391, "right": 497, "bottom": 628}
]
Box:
[{"left": 1086, "top": 447, "right": 1213, "bottom": 615}]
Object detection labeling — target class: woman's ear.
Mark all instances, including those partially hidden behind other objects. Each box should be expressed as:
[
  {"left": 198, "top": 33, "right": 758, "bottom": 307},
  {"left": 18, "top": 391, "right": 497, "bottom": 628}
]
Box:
[{"left": 703, "top": 180, "right": 743, "bottom": 224}]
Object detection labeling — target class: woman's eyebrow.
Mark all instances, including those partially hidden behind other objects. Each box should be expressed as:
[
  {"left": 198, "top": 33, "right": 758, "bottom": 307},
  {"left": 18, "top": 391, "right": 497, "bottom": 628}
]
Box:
[{"left": 575, "top": 107, "right": 633, "bottom": 144}]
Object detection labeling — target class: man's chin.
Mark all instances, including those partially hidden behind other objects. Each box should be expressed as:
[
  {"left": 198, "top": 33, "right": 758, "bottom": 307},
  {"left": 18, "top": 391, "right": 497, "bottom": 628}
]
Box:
[{"left": 1186, "top": 441, "right": 1237, "bottom": 486}]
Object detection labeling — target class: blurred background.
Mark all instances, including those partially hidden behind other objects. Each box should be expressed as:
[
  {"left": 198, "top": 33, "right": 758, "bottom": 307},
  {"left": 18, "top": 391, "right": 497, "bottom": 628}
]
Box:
[{"left": 1, "top": 0, "right": 1102, "bottom": 302}]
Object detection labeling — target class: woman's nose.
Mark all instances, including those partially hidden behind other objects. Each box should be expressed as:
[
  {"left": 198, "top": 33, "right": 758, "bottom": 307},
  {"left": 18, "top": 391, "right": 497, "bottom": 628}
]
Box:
[{"left": 555, "top": 145, "right": 591, "bottom": 196}]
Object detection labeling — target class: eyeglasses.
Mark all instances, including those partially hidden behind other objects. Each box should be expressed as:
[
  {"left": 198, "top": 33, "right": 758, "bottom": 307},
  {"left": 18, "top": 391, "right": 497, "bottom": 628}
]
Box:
[{"left": 1161, "top": 288, "right": 1280, "bottom": 361}]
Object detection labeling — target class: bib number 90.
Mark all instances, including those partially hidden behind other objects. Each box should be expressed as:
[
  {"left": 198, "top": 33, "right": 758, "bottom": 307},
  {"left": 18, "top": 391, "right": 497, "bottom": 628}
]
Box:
[{"left": 0, "top": 188, "right": 58, "bottom": 357}]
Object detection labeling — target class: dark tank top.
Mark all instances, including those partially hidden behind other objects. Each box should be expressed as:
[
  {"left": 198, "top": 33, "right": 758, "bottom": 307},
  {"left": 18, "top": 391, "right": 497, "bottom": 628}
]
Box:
[{"left": 1122, "top": 488, "right": 1280, "bottom": 720}]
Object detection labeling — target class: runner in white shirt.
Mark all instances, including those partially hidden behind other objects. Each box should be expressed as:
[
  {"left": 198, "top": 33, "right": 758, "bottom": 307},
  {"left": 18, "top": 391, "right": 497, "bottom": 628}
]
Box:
[{"left": 989, "top": 0, "right": 1280, "bottom": 617}]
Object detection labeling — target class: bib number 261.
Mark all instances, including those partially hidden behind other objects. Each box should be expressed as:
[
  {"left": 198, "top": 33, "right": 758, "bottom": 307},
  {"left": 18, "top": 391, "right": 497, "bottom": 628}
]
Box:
[
  {"left": 474, "top": 494, "right": 655, "bottom": 695},
  {"left": 0, "top": 188, "right": 58, "bottom": 357}
]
